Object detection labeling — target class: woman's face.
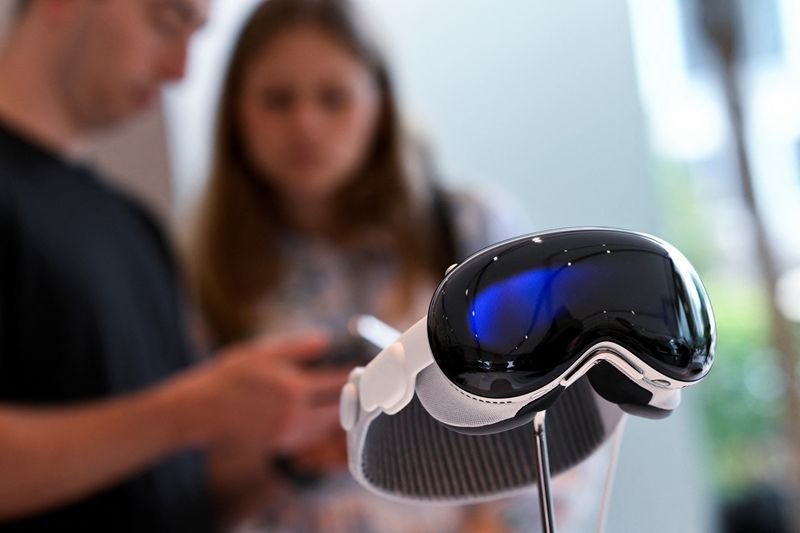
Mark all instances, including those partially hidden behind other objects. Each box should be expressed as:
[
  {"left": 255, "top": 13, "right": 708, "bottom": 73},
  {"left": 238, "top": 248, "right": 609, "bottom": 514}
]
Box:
[{"left": 238, "top": 25, "right": 382, "bottom": 203}]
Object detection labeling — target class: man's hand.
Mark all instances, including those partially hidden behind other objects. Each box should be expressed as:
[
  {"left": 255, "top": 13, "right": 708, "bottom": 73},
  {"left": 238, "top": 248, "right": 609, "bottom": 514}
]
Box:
[
  {"left": 174, "top": 332, "right": 350, "bottom": 454},
  {"left": 291, "top": 427, "right": 349, "bottom": 475},
  {"left": 0, "top": 332, "right": 352, "bottom": 523},
  {"left": 193, "top": 332, "right": 353, "bottom": 527}
]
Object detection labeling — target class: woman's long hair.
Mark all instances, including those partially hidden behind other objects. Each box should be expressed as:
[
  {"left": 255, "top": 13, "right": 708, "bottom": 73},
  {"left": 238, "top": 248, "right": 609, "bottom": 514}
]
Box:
[{"left": 187, "top": 0, "right": 455, "bottom": 344}]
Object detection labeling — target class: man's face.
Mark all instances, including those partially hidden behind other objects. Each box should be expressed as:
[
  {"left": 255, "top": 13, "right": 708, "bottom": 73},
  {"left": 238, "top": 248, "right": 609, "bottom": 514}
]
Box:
[{"left": 55, "top": 0, "right": 208, "bottom": 131}]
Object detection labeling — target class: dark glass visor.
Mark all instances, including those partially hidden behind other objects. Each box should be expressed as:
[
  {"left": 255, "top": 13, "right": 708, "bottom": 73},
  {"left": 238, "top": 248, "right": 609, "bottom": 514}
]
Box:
[{"left": 427, "top": 228, "right": 715, "bottom": 399}]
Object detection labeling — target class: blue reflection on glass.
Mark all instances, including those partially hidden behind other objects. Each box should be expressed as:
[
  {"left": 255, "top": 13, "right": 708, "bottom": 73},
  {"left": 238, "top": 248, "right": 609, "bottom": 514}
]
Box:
[{"left": 468, "top": 266, "right": 568, "bottom": 352}]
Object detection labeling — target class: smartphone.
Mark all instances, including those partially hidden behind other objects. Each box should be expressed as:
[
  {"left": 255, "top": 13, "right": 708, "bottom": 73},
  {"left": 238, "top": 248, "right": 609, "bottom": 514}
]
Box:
[
  {"left": 305, "top": 314, "right": 400, "bottom": 368},
  {"left": 348, "top": 314, "right": 400, "bottom": 351},
  {"left": 277, "top": 315, "right": 401, "bottom": 486}
]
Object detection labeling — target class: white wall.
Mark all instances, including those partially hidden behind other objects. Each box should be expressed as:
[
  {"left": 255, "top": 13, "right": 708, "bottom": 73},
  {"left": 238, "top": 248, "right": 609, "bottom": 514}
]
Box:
[
  {"left": 91, "top": 108, "right": 174, "bottom": 222},
  {"left": 363, "top": 0, "right": 662, "bottom": 233}
]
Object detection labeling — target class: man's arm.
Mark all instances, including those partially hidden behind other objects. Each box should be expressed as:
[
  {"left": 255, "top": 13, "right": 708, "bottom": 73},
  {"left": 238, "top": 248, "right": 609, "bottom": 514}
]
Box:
[
  {"left": 0, "top": 333, "right": 347, "bottom": 522},
  {"left": 202, "top": 334, "right": 347, "bottom": 529},
  {"left": 0, "top": 383, "right": 199, "bottom": 520}
]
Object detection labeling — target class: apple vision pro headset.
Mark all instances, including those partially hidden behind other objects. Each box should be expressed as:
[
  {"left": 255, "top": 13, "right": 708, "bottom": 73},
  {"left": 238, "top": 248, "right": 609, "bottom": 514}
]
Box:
[{"left": 339, "top": 228, "right": 715, "bottom": 530}]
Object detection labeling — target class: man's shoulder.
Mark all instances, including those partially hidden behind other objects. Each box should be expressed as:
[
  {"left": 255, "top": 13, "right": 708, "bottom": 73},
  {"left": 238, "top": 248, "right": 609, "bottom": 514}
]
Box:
[
  {"left": 0, "top": 155, "right": 19, "bottom": 231},
  {"left": 0, "top": 146, "right": 168, "bottom": 261}
]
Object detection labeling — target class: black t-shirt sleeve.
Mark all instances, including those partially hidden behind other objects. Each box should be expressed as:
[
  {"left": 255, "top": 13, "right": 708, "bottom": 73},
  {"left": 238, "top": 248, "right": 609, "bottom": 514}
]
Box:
[
  {"left": 0, "top": 190, "right": 8, "bottom": 367},
  {"left": 0, "top": 178, "right": 17, "bottom": 373},
  {"left": 0, "top": 246, "right": 4, "bottom": 368}
]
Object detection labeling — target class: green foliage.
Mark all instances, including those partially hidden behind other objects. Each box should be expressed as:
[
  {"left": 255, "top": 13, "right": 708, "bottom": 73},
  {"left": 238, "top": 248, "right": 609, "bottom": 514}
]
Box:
[
  {"left": 654, "top": 158, "right": 789, "bottom": 491},
  {"left": 700, "top": 279, "right": 782, "bottom": 490}
]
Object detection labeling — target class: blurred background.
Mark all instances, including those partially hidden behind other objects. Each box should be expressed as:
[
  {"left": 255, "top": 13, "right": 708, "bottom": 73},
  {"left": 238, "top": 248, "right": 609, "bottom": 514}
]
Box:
[{"left": 4, "top": 1, "right": 800, "bottom": 531}]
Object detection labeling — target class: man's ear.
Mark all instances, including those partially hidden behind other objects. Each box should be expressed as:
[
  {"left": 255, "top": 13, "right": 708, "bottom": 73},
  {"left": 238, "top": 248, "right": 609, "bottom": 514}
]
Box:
[{"left": 13, "top": 0, "right": 32, "bottom": 18}]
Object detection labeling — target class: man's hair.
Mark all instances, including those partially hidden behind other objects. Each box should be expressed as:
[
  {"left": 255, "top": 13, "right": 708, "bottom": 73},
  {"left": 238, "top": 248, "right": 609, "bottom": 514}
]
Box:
[{"left": 15, "top": 0, "right": 33, "bottom": 18}]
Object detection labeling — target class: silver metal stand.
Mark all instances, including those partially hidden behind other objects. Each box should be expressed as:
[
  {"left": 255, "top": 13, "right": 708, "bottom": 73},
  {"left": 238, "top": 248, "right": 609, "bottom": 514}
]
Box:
[
  {"left": 595, "top": 415, "right": 626, "bottom": 532},
  {"left": 533, "top": 411, "right": 556, "bottom": 533}
]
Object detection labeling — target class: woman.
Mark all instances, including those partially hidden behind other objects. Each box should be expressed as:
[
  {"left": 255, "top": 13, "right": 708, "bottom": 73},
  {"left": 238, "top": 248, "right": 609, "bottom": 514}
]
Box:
[{"left": 186, "top": 1, "right": 575, "bottom": 531}]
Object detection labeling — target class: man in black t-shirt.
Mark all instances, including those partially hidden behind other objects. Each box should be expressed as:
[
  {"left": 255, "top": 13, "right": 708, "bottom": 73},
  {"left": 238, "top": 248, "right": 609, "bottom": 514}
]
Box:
[{"left": 0, "top": 1, "right": 347, "bottom": 531}]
